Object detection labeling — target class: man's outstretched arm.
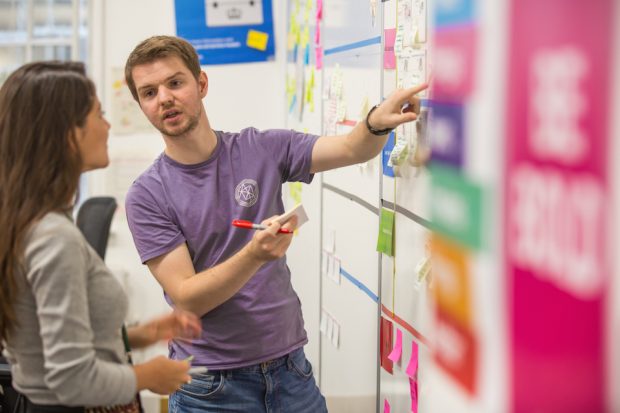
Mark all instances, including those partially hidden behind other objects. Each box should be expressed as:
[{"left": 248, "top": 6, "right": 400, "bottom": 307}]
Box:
[{"left": 310, "top": 83, "right": 428, "bottom": 173}]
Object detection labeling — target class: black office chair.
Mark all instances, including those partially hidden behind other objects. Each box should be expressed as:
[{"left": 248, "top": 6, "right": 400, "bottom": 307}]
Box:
[
  {"left": 0, "top": 197, "right": 118, "bottom": 412},
  {"left": 76, "top": 196, "right": 118, "bottom": 260},
  {"left": 0, "top": 355, "right": 17, "bottom": 413}
]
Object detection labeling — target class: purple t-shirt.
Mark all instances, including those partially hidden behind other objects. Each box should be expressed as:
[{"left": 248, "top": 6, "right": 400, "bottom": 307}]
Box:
[{"left": 125, "top": 127, "right": 319, "bottom": 369}]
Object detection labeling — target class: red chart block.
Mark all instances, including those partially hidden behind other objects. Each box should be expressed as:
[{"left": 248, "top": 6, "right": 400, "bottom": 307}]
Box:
[{"left": 433, "top": 309, "right": 478, "bottom": 395}]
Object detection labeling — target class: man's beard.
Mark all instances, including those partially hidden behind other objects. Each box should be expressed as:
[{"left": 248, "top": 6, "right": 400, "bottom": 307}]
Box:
[{"left": 159, "top": 111, "right": 200, "bottom": 137}]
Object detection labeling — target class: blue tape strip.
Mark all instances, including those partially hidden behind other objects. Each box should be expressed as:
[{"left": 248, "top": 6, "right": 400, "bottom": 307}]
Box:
[
  {"left": 340, "top": 268, "right": 379, "bottom": 303},
  {"left": 324, "top": 36, "right": 382, "bottom": 56}
]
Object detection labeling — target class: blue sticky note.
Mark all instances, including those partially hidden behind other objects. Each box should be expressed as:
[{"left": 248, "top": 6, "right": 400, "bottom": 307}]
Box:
[
  {"left": 429, "top": 101, "right": 464, "bottom": 169},
  {"left": 382, "top": 132, "right": 395, "bottom": 177},
  {"left": 434, "top": 0, "right": 476, "bottom": 27},
  {"left": 304, "top": 44, "right": 310, "bottom": 65}
]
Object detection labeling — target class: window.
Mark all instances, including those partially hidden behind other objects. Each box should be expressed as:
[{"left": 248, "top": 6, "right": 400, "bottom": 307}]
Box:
[{"left": 0, "top": 0, "right": 88, "bottom": 85}]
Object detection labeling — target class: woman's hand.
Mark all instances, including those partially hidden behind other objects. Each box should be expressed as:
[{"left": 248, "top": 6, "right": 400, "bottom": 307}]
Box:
[
  {"left": 149, "top": 309, "right": 202, "bottom": 341},
  {"left": 133, "top": 356, "right": 191, "bottom": 394},
  {"left": 127, "top": 310, "right": 202, "bottom": 349}
]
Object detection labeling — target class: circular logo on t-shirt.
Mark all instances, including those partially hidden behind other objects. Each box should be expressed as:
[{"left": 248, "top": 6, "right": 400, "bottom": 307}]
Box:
[{"left": 235, "top": 179, "right": 259, "bottom": 207}]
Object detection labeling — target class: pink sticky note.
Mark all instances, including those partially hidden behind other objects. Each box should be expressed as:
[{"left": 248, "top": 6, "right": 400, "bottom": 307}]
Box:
[
  {"left": 384, "top": 399, "right": 391, "bottom": 413},
  {"left": 409, "top": 377, "right": 419, "bottom": 413},
  {"left": 315, "top": 46, "right": 323, "bottom": 70},
  {"left": 316, "top": 0, "right": 323, "bottom": 19},
  {"left": 387, "top": 328, "right": 403, "bottom": 363},
  {"left": 405, "top": 340, "right": 419, "bottom": 378},
  {"left": 314, "top": 21, "right": 321, "bottom": 45},
  {"left": 383, "top": 28, "right": 396, "bottom": 69}
]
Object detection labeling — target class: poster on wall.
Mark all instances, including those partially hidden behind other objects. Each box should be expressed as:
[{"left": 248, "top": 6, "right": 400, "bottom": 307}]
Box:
[
  {"left": 504, "top": 0, "right": 613, "bottom": 411},
  {"left": 110, "top": 67, "right": 154, "bottom": 135},
  {"left": 174, "top": 0, "right": 275, "bottom": 65}
]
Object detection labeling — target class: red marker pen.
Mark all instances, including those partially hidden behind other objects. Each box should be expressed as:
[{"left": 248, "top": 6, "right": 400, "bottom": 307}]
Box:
[{"left": 232, "top": 219, "right": 293, "bottom": 234}]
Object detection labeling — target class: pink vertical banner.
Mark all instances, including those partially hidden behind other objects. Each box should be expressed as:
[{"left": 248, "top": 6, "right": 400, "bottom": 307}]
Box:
[{"left": 505, "top": 0, "right": 613, "bottom": 412}]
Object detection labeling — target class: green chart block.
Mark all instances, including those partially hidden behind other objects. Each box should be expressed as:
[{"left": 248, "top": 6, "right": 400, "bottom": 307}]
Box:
[
  {"left": 430, "top": 165, "right": 484, "bottom": 250},
  {"left": 376, "top": 208, "right": 395, "bottom": 256}
]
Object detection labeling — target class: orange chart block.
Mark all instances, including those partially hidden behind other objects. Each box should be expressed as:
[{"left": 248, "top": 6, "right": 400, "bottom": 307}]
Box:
[{"left": 431, "top": 234, "right": 473, "bottom": 327}]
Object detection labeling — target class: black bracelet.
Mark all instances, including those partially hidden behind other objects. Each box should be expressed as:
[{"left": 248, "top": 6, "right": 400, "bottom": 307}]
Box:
[{"left": 365, "top": 104, "right": 393, "bottom": 136}]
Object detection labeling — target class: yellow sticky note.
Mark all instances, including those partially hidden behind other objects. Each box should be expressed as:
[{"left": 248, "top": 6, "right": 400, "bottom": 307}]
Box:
[
  {"left": 306, "top": 83, "right": 313, "bottom": 104},
  {"left": 247, "top": 30, "right": 269, "bottom": 51},
  {"left": 359, "top": 96, "right": 369, "bottom": 119},
  {"left": 289, "top": 182, "right": 303, "bottom": 204},
  {"left": 301, "top": 25, "right": 310, "bottom": 49}
]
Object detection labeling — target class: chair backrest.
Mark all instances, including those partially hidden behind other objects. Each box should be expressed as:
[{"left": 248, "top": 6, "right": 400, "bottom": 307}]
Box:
[{"left": 76, "top": 196, "right": 117, "bottom": 260}]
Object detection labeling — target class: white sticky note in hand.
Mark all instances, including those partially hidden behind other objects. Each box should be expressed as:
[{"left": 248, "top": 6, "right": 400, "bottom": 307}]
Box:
[{"left": 276, "top": 203, "right": 309, "bottom": 228}]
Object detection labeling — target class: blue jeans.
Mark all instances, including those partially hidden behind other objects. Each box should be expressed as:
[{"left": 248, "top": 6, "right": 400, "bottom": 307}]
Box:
[{"left": 169, "top": 347, "right": 327, "bottom": 413}]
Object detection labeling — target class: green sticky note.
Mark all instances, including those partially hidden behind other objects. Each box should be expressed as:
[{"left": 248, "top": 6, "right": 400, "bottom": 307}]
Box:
[
  {"left": 430, "top": 165, "right": 484, "bottom": 250},
  {"left": 376, "top": 208, "right": 395, "bottom": 256}
]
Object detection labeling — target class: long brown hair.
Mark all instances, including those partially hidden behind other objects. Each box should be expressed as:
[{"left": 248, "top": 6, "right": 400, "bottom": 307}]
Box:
[
  {"left": 0, "top": 61, "right": 95, "bottom": 342},
  {"left": 124, "top": 35, "right": 201, "bottom": 101}
]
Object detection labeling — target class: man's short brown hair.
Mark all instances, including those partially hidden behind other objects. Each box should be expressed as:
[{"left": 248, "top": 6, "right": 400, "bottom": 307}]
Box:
[{"left": 125, "top": 35, "right": 201, "bottom": 101}]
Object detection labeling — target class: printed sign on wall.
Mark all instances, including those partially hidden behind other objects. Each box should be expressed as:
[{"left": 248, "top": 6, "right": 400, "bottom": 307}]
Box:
[{"left": 175, "top": 0, "right": 275, "bottom": 64}]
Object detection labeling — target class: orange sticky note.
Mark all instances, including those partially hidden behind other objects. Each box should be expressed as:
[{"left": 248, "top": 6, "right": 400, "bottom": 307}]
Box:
[{"left": 247, "top": 30, "right": 269, "bottom": 51}]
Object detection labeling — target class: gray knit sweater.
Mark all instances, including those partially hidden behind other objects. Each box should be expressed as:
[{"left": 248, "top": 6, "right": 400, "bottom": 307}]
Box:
[{"left": 2, "top": 212, "right": 136, "bottom": 406}]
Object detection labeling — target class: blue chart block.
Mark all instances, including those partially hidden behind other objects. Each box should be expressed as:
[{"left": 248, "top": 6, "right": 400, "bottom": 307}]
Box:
[
  {"left": 429, "top": 101, "right": 464, "bottom": 169},
  {"left": 382, "top": 132, "right": 395, "bottom": 178},
  {"left": 434, "top": 0, "right": 476, "bottom": 27}
]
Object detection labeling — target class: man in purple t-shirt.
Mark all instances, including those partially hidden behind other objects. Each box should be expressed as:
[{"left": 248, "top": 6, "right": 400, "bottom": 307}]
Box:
[{"left": 123, "top": 35, "right": 426, "bottom": 412}]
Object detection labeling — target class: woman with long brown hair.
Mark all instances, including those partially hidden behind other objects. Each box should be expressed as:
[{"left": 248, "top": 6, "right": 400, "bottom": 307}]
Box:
[{"left": 0, "top": 61, "right": 201, "bottom": 412}]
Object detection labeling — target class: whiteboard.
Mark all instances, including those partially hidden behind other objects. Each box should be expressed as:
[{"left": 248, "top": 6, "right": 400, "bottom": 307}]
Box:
[
  {"left": 283, "top": 0, "right": 442, "bottom": 411},
  {"left": 321, "top": 189, "right": 380, "bottom": 412}
]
